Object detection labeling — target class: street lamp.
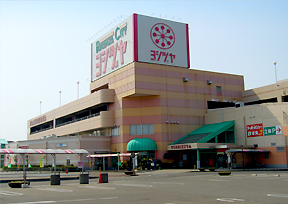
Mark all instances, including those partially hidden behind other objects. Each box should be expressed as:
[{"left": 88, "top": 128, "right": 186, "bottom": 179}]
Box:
[
  {"left": 274, "top": 61, "right": 277, "bottom": 83},
  {"left": 40, "top": 101, "right": 42, "bottom": 115},
  {"left": 59, "top": 91, "right": 62, "bottom": 107},
  {"left": 77, "top": 81, "right": 80, "bottom": 99}
]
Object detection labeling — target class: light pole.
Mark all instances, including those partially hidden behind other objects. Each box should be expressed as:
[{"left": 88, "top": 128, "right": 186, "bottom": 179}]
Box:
[
  {"left": 59, "top": 91, "right": 62, "bottom": 107},
  {"left": 241, "top": 145, "right": 244, "bottom": 171},
  {"left": 274, "top": 61, "right": 277, "bottom": 83},
  {"left": 77, "top": 81, "right": 80, "bottom": 99},
  {"left": 40, "top": 101, "right": 42, "bottom": 115}
]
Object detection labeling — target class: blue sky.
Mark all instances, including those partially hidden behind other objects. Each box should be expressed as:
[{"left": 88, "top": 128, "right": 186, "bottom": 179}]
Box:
[{"left": 0, "top": 0, "right": 287, "bottom": 141}]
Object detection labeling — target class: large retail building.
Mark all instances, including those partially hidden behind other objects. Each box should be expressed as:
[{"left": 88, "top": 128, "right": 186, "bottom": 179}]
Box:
[{"left": 5, "top": 14, "right": 288, "bottom": 170}]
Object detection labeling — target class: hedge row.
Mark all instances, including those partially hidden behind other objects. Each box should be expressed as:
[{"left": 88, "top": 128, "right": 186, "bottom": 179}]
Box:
[{"left": 2, "top": 165, "right": 80, "bottom": 172}]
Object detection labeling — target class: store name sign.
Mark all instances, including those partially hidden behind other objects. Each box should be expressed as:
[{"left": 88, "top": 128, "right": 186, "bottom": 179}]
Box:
[
  {"left": 247, "top": 123, "right": 263, "bottom": 137},
  {"left": 170, "top": 144, "right": 192, "bottom": 150},
  {"left": 91, "top": 20, "right": 132, "bottom": 81},
  {"left": 91, "top": 14, "right": 190, "bottom": 82},
  {"left": 30, "top": 115, "right": 46, "bottom": 126},
  {"left": 264, "top": 125, "right": 282, "bottom": 136}
]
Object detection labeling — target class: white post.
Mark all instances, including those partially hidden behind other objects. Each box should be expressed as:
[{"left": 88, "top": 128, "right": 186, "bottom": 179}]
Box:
[{"left": 21, "top": 154, "right": 26, "bottom": 182}]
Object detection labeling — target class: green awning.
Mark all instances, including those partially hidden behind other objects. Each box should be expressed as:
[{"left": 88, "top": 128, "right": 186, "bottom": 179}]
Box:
[
  {"left": 170, "top": 120, "right": 235, "bottom": 145},
  {"left": 0, "top": 139, "right": 8, "bottom": 145},
  {"left": 127, "top": 138, "right": 157, "bottom": 151}
]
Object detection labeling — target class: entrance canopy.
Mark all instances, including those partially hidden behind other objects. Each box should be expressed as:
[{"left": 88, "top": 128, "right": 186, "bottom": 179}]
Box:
[
  {"left": 89, "top": 153, "right": 133, "bottom": 158},
  {"left": 127, "top": 138, "right": 157, "bottom": 151},
  {"left": 226, "top": 149, "right": 270, "bottom": 153},
  {"left": 0, "top": 149, "right": 88, "bottom": 154},
  {"left": 0, "top": 148, "right": 88, "bottom": 181},
  {"left": 170, "top": 120, "right": 235, "bottom": 145}
]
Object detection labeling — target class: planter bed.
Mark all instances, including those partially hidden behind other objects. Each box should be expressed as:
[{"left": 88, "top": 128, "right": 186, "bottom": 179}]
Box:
[
  {"left": 8, "top": 181, "right": 30, "bottom": 188},
  {"left": 218, "top": 171, "right": 231, "bottom": 176}
]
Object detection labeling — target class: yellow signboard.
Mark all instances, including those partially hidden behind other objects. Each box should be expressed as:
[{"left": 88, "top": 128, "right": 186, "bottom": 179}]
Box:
[{"left": 40, "top": 157, "right": 44, "bottom": 167}]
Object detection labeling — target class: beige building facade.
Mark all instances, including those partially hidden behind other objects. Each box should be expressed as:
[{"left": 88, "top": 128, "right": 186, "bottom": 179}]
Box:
[{"left": 205, "top": 79, "right": 288, "bottom": 168}]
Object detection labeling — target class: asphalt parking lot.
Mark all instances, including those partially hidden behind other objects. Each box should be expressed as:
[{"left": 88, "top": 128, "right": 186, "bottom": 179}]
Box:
[{"left": 1, "top": 170, "right": 288, "bottom": 204}]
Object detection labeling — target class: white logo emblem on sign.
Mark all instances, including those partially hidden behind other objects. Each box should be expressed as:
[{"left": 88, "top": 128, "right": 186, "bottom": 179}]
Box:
[{"left": 150, "top": 23, "right": 175, "bottom": 49}]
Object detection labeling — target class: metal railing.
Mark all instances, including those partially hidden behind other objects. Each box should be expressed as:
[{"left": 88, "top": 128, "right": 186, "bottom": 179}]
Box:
[
  {"left": 30, "top": 126, "right": 53, "bottom": 135},
  {"left": 55, "top": 112, "right": 100, "bottom": 128},
  {"left": 30, "top": 113, "right": 101, "bottom": 135}
]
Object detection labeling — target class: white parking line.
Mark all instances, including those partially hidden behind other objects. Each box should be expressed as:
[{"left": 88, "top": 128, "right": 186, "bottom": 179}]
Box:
[
  {"left": 267, "top": 194, "right": 288, "bottom": 198},
  {"left": 59, "top": 197, "right": 118, "bottom": 202},
  {"left": 152, "top": 182, "right": 184, "bottom": 185},
  {"left": 209, "top": 179, "right": 228, "bottom": 182},
  {"left": 78, "top": 185, "right": 116, "bottom": 190},
  {"left": 0, "top": 190, "right": 23, "bottom": 196},
  {"left": 115, "top": 183, "right": 153, "bottom": 188},
  {"left": 8, "top": 197, "right": 118, "bottom": 204},
  {"left": 217, "top": 198, "right": 245, "bottom": 202},
  {"left": 37, "top": 188, "right": 73, "bottom": 192}
]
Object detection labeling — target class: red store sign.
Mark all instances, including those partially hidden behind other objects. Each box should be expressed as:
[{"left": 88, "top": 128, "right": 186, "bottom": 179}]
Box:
[{"left": 247, "top": 123, "right": 263, "bottom": 137}]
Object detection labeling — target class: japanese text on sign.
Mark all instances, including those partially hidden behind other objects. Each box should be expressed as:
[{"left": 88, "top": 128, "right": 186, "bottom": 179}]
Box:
[
  {"left": 151, "top": 50, "right": 176, "bottom": 63},
  {"left": 247, "top": 123, "right": 263, "bottom": 137},
  {"left": 264, "top": 125, "right": 282, "bottom": 136},
  {"left": 95, "top": 40, "right": 127, "bottom": 77}
]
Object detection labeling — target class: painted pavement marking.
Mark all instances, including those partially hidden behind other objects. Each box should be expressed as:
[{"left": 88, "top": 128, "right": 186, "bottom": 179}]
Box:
[
  {"left": 267, "top": 194, "right": 288, "bottom": 198},
  {"left": 151, "top": 182, "right": 184, "bottom": 185},
  {"left": 78, "top": 185, "right": 116, "bottom": 190},
  {"left": 0, "top": 190, "right": 23, "bottom": 196},
  {"left": 58, "top": 197, "right": 118, "bottom": 202},
  {"left": 36, "top": 187, "right": 73, "bottom": 192},
  {"left": 8, "top": 197, "right": 118, "bottom": 204},
  {"left": 115, "top": 183, "right": 153, "bottom": 188},
  {"left": 217, "top": 198, "right": 245, "bottom": 202},
  {"left": 209, "top": 179, "right": 228, "bottom": 182}
]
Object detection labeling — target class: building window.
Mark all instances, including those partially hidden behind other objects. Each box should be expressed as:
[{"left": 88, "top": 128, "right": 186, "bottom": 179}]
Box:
[
  {"left": 276, "top": 146, "right": 285, "bottom": 152},
  {"left": 216, "top": 86, "right": 222, "bottom": 93},
  {"left": 130, "top": 124, "right": 154, "bottom": 135},
  {"left": 271, "top": 143, "right": 276, "bottom": 147},
  {"left": 142, "top": 124, "right": 154, "bottom": 135},
  {"left": 112, "top": 126, "right": 120, "bottom": 137},
  {"left": 130, "top": 125, "right": 142, "bottom": 135}
]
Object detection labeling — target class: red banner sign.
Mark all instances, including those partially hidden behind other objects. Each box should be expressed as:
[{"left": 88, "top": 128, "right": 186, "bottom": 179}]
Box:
[{"left": 247, "top": 123, "right": 263, "bottom": 137}]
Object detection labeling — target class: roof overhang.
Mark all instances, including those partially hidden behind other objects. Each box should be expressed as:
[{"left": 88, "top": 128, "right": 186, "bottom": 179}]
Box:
[
  {"left": 89, "top": 153, "right": 133, "bottom": 158},
  {"left": 226, "top": 149, "right": 270, "bottom": 153},
  {"left": 170, "top": 120, "right": 235, "bottom": 145},
  {"left": 167, "top": 143, "right": 239, "bottom": 151}
]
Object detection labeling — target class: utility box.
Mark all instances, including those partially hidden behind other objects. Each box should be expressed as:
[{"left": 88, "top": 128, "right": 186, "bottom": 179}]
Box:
[
  {"left": 79, "top": 174, "right": 89, "bottom": 184},
  {"left": 101, "top": 173, "right": 108, "bottom": 183}
]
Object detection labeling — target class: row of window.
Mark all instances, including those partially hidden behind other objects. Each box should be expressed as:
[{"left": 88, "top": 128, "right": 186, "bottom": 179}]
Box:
[
  {"left": 37, "top": 124, "right": 154, "bottom": 138},
  {"left": 130, "top": 124, "right": 154, "bottom": 135},
  {"left": 112, "top": 124, "right": 155, "bottom": 136}
]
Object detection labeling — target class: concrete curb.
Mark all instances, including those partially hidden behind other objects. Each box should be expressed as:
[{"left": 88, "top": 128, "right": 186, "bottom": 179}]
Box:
[{"left": 0, "top": 176, "right": 98, "bottom": 183}]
